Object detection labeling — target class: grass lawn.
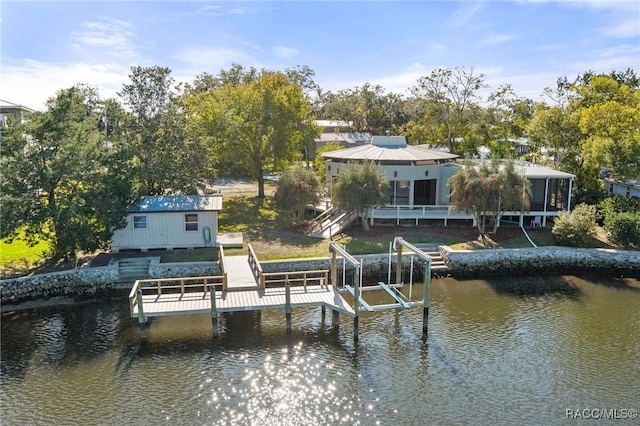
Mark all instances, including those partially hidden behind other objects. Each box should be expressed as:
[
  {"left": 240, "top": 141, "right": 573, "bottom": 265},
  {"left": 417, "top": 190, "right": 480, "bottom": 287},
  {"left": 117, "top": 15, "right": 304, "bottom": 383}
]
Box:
[
  {"left": 0, "top": 232, "right": 51, "bottom": 276},
  {"left": 0, "top": 190, "right": 622, "bottom": 277}
]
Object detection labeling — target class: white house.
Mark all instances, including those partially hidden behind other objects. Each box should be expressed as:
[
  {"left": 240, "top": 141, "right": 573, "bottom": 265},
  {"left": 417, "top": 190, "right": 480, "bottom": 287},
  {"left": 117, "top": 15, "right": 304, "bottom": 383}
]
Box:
[
  {"left": 322, "top": 136, "right": 575, "bottom": 228},
  {"left": 111, "top": 195, "right": 223, "bottom": 252},
  {"left": 605, "top": 178, "right": 640, "bottom": 199}
]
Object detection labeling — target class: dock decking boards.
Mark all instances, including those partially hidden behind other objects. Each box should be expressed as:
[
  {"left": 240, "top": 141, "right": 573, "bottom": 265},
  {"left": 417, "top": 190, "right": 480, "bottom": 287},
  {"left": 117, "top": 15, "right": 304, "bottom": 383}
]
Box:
[{"left": 132, "top": 284, "right": 355, "bottom": 318}]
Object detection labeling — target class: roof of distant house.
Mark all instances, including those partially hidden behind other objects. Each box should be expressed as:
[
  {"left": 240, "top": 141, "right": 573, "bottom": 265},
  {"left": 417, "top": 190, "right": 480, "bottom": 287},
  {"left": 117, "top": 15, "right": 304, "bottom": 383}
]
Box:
[
  {"left": 315, "top": 119, "right": 352, "bottom": 128},
  {"left": 128, "top": 195, "right": 223, "bottom": 213},
  {"left": 321, "top": 136, "right": 459, "bottom": 162},
  {"left": 316, "top": 132, "right": 372, "bottom": 144}
]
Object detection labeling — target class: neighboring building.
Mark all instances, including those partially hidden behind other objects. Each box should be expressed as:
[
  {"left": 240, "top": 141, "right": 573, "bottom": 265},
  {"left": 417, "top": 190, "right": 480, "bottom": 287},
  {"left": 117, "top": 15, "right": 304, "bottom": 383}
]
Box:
[
  {"left": 0, "top": 100, "right": 35, "bottom": 129},
  {"left": 313, "top": 119, "right": 372, "bottom": 151},
  {"left": 111, "top": 195, "right": 223, "bottom": 252},
  {"left": 605, "top": 178, "right": 640, "bottom": 199},
  {"left": 322, "top": 136, "right": 574, "bottom": 227}
]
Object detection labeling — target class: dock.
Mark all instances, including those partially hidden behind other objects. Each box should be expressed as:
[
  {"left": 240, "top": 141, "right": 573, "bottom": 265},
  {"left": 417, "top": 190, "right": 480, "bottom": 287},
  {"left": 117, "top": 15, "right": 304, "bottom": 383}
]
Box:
[{"left": 129, "top": 238, "right": 433, "bottom": 342}]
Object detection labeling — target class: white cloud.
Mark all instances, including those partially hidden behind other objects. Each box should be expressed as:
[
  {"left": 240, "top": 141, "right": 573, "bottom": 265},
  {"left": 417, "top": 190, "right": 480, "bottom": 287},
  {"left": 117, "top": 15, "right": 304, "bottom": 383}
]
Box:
[
  {"left": 72, "top": 18, "right": 139, "bottom": 58},
  {"left": 0, "top": 59, "right": 130, "bottom": 110},
  {"left": 480, "top": 33, "right": 519, "bottom": 45},
  {"left": 447, "top": 1, "right": 486, "bottom": 28},
  {"left": 172, "top": 46, "right": 260, "bottom": 76},
  {"left": 272, "top": 46, "right": 298, "bottom": 58}
]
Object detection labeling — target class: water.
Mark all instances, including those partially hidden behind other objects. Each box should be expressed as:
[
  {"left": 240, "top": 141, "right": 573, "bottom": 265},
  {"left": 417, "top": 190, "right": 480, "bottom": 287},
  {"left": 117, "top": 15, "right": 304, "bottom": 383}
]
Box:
[{"left": 2, "top": 276, "right": 639, "bottom": 425}]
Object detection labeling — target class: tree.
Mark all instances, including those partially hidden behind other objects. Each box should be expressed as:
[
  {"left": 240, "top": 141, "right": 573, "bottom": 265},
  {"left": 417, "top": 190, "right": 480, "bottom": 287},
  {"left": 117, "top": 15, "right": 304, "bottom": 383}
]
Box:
[
  {"left": 483, "top": 85, "right": 534, "bottom": 158},
  {"left": 320, "top": 83, "right": 407, "bottom": 134},
  {"left": 119, "top": 65, "right": 211, "bottom": 195},
  {"left": 408, "top": 67, "right": 487, "bottom": 154},
  {"left": 186, "top": 69, "right": 319, "bottom": 198},
  {"left": 274, "top": 166, "right": 320, "bottom": 226},
  {"left": 448, "top": 160, "right": 530, "bottom": 237},
  {"left": 331, "top": 161, "right": 388, "bottom": 231},
  {"left": 0, "top": 85, "right": 136, "bottom": 260}
]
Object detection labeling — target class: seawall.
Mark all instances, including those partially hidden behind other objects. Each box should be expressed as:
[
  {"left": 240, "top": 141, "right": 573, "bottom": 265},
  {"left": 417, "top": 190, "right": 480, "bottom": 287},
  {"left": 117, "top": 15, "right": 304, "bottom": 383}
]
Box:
[{"left": 1, "top": 247, "right": 638, "bottom": 308}]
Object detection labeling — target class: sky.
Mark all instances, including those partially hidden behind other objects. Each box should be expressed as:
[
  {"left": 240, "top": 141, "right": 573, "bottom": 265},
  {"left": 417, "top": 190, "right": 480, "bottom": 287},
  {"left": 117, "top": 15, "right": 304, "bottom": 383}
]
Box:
[{"left": 1, "top": 0, "right": 639, "bottom": 111}]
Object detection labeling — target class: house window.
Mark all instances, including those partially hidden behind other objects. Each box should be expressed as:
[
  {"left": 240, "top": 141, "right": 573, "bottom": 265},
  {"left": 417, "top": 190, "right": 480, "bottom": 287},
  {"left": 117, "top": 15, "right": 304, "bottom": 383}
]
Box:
[
  {"left": 185, "top": 214, "right": 199, "bottom": 232},
  {"left": 133, "top": 215, "right": 147, "bottom": 230}
]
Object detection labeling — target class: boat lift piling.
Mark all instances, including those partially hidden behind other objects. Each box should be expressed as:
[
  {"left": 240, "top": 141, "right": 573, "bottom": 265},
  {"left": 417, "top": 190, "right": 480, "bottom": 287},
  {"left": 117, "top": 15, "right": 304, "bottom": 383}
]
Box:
[
  {"left": 329, "top": 242, "right": 362, "bottom": 342},
  {"left": 393, "top": 237, "right": 432, "bottom": 342}
]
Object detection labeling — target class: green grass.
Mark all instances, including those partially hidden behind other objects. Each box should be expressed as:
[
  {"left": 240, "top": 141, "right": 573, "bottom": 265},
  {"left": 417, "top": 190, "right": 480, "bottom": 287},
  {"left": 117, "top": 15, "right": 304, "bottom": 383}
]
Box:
[
  {"left": 0, "top": 232, "right": 51, "bottom": 273},
  {"left": 159, "top": 248, "right": 219, "bottom": 263}
]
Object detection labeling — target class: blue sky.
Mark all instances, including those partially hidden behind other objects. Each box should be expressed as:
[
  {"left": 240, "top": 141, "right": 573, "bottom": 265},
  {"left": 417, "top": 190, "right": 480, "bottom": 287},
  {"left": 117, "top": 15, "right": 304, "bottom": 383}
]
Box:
[{"left": 2, "top": 1, "right": 639, "bottom": 110}]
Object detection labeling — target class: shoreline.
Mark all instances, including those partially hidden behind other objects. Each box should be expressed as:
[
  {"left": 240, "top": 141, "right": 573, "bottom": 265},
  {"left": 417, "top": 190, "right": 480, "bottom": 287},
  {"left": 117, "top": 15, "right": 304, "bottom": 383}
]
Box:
[{"left": 2, "top": 246, "right": 639, "bottom": 312}]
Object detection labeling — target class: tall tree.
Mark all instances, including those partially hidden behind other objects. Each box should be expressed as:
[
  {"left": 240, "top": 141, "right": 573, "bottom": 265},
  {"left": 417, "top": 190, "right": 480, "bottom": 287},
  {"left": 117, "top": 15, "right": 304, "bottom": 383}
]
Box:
[
  {"left": 408, "top": 67, "right": 487, "bottom": 154},
  {"left": 448, "top": 160, "right": 530, "bottom": 238},
  {"left": 331, "top": 161, "right": 388, "bottom": 231},
  {"left": 274, "top": 166, "right": 320, "bottom": 226},
  {"left": 320, "top": 83, "right": 407, "bottom": 134},
  {"left": 119, "top": 65, "right": 210, "bottom": 195},
  {"left": 1, "top": 85, "right": 136, "bottom": 260},
  {"left": 186, "top": 70, "right": 318, "bottom": 198}
]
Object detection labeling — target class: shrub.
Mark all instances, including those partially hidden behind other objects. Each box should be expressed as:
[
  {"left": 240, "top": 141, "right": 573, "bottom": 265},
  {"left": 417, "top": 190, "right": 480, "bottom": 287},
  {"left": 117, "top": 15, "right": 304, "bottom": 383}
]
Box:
[
  {"left": 551, "top": 203, "right": 598, "bottom": 247},
  {"left": 605, "top": 212, "right": 640, "bottom": 247}
]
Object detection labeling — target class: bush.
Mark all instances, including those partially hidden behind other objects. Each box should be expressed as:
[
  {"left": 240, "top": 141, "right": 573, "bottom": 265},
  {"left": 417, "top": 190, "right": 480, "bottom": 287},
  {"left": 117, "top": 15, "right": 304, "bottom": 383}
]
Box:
[
  {"left": 605, "top": 212, "right": 640, "bottom": 247},
  {"left": 551, "top": 203, "right": 598, "bottom": 247}
]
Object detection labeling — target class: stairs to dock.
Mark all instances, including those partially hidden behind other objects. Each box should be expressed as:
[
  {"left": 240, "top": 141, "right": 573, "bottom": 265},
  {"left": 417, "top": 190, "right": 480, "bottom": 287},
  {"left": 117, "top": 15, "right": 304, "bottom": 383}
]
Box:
[
  {"left": 117, "top": 258, "right": 152, "bottom": 283},
  {"left": 413, "top": 244, "right": 448, "bottom": 271},
  {"left": 307, "top": 208, "right": 359, "bottom": 239}
]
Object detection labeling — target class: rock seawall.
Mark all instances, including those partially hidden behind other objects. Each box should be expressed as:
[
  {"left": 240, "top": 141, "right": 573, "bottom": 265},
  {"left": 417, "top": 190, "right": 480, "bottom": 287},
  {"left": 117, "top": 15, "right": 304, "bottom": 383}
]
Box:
[
  {"left": 440, "top": 246, "right": 640, "bottom": 278},
  {"left": 2, "top": 248, "right": 638, "bottom": 307}
]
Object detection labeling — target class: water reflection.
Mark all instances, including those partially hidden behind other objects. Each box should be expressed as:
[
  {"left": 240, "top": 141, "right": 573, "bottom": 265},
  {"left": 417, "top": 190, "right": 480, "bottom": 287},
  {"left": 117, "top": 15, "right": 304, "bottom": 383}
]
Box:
[{"left": 1, "top": 276, "right": 639, "bottom": 425}]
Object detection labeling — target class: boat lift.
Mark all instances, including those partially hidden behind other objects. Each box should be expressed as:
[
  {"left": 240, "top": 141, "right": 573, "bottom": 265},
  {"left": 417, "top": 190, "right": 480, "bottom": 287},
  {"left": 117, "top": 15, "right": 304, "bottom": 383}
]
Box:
[{"left": 328, "top": 237, "right": 432, "bottom": 342}]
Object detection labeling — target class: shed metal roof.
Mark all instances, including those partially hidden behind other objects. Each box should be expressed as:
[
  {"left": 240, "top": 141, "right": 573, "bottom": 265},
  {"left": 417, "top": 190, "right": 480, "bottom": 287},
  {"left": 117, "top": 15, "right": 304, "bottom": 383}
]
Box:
[{"left": 129, "top": 195, "right": 223, "bottom": 213}]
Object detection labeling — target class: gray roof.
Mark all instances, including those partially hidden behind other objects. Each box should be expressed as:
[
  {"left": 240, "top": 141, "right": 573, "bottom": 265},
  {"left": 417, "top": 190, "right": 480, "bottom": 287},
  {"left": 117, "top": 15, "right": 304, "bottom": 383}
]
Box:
[
  {"left": 463, "top": 160, "right": 576, "bottom": 179},
  {"left": 321, "top": 143, "right": 459, "bottom": 162},
  {"left": 129, "top": 195, "right": 223, "bottom": 213}
]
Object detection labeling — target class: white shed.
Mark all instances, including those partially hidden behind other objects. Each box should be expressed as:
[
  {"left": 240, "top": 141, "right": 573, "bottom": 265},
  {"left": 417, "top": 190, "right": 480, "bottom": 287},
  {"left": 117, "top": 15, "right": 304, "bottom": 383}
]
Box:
[{"left": 111, "top": 195, "right": 223, "bottom": 253}]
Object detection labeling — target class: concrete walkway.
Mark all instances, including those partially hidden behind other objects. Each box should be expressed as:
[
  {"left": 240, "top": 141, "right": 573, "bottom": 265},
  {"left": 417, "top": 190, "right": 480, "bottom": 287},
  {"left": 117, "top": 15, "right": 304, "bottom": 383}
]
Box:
[{"left": 223, "top": 255, "right": 259, "bottom": 290}]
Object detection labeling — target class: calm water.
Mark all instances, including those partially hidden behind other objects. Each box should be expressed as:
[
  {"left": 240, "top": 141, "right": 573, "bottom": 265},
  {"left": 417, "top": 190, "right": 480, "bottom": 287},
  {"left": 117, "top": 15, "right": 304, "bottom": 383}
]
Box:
[{"left": 1, "top": 276, "right": 639, "bottom": 425}]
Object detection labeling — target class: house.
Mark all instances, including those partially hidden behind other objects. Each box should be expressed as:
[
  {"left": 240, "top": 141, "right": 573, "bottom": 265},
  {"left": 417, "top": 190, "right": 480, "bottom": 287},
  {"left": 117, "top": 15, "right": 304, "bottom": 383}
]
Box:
[
  {"left": 0, "top": 100, "right": 35, "bottom": 128},
  {"left": 111, "top": 194, "right": 223, "bottom": 253},
  {"left": 322, "top": 136, "right": 574, "bottom": 228},
  {"left": 313, "top": 119, "right": 372, "bottom": 152},
  {"left": 605, "top": 178, "right": 640, "bottom": 199}
]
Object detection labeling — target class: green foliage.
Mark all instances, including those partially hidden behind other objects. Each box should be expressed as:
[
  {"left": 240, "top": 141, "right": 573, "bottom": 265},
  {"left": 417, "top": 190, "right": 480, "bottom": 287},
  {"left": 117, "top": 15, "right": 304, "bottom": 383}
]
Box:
[
  {"left": 331, "top": 161, "right": 388, "bottom": 231},
  {"left": 598, "top": 194, "right": 640, "bottom": 247},
  {"left": 119, "top": 65, "right": 212, "bottom": 195},
  {"left": 605, "top": 213, "right": 640, "bottom": 247},
  {"left": 1, "top": 85, "right": 136, "bottom": 260},
  {"left": 186, "top": 69, "right": 319, "bottom": 197},
  {"left": 448, "top": 160, "right": 530, "bottom": 236},
  {"left": 551, "top": 203, "right": 597, "bottom": 247},
  {"left": 407, "top": 67, "right": 487, "bottom": 153},
  {"left": 274, "top": 166, "right": 321, "bottom": 226}
]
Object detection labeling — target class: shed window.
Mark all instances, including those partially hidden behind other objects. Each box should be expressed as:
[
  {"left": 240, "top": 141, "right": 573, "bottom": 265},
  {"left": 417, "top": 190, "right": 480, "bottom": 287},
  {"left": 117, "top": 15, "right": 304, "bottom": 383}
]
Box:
[
  {"left": 133, "top": 215, "right": 147, "bottom": 230},
  {"left": 185, "top": 214, "right": 199, "bottom": 232}
]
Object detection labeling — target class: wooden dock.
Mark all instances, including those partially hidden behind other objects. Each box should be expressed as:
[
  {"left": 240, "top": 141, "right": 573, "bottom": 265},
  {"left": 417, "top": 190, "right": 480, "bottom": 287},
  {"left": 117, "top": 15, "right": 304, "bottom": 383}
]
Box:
[
  {"left": 129, "top": 245, "right": 354, "bottom": 322},
  {"left": 129, "top": 238, "right": 432, "bottom": 342}
]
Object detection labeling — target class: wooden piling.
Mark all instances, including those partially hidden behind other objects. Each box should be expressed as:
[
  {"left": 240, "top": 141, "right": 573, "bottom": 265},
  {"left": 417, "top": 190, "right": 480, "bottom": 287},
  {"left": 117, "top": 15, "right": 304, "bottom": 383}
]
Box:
[
  {"left": 136, "top": 289, "right": 147, "bottom": 339},
  {"left": 332, "top": 310, "right": 340, "bottom": 329},
  {"left": 285, "top": 282, "right": 292, "bottom": 332},
  {"left": 210, "top": 286, "right": 218, "bottom": 336}
]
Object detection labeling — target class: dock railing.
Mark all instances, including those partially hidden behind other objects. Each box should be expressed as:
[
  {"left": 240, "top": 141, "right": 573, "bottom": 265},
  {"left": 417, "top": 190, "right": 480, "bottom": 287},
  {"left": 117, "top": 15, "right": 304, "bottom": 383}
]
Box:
[
  {"left": 261, "top": 269, "right": 330, "bottom": 290},
  {"left": 247, "top": 243, "right": 265, "bottom": 287},
  {"left": 129, "top": 275, "right": 226, "bottom": 316},
  {"left": 218, "top": 245, "right": 228, "bottom": 291}
]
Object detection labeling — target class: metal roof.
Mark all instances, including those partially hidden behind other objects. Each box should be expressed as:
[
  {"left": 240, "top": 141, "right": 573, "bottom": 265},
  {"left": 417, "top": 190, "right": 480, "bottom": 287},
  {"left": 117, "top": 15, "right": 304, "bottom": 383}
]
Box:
[
  {"left": 129, "top": 195, "right": 223, "bottom": 213},
  {"left": 321, "top": 143, "right": 459, "bottom": 162},
  {"left": 463, "top": 160, "right": 576, "bottom": 179}
]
